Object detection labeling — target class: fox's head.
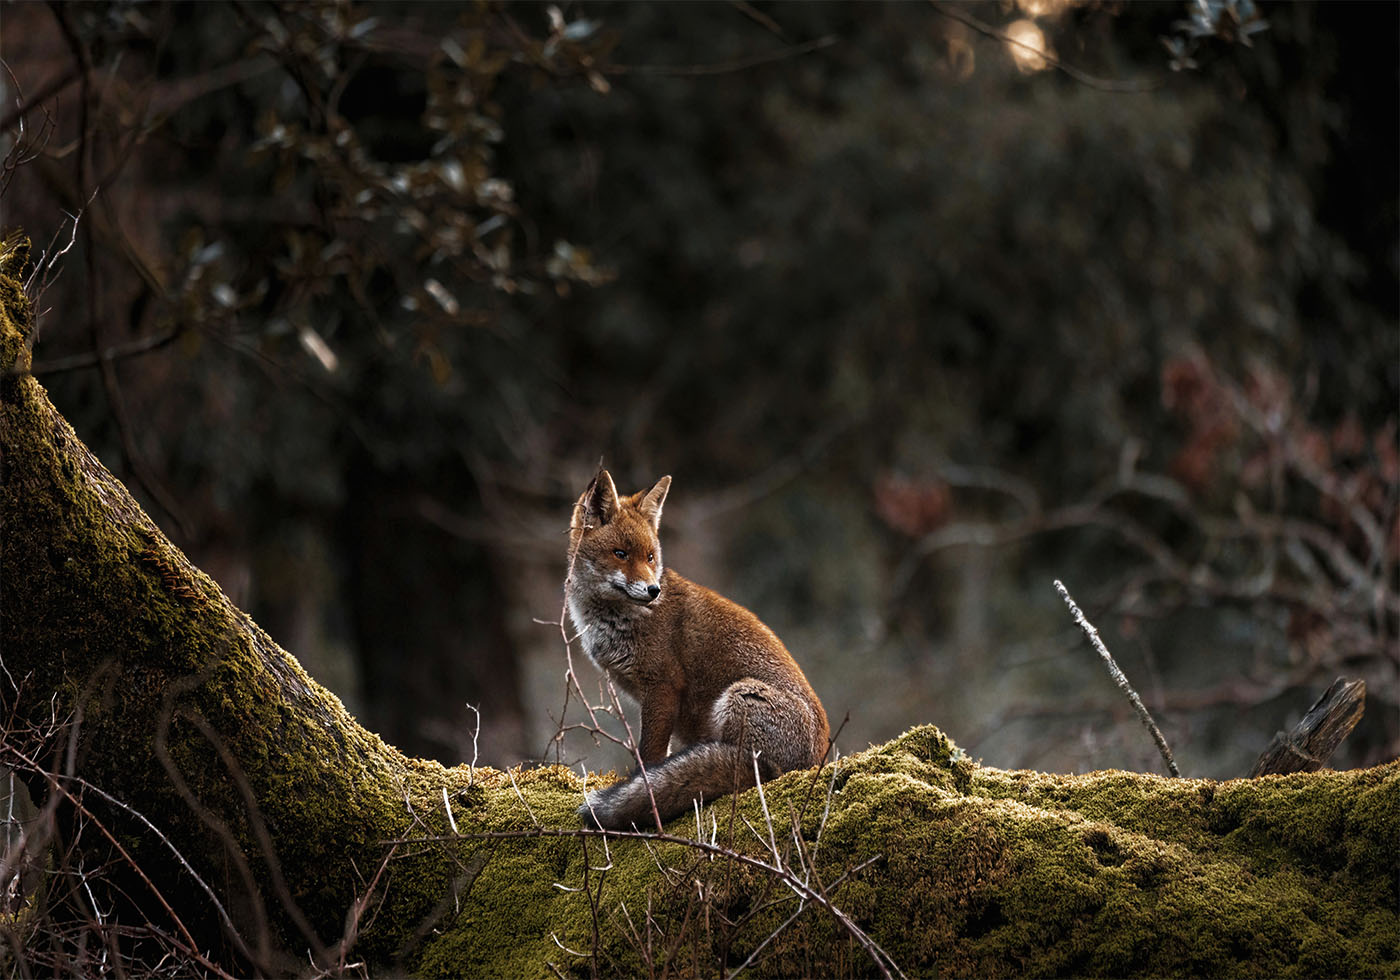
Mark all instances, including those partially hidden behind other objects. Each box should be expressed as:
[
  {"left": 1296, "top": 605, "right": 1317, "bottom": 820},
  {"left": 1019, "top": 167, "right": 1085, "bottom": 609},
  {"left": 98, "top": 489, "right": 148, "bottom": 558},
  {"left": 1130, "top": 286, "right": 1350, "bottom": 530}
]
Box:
[{"left": 568, "top": 469, "right": 671, "bottom": 605}]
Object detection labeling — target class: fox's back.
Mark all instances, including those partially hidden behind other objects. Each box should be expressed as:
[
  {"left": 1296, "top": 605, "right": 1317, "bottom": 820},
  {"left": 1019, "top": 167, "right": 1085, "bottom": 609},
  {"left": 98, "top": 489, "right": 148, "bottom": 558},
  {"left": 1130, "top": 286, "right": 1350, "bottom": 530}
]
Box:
[
  {"left": 649, "top": 568, "right": 829, "bottom": 758},
  {"left": 657, "top": 570, "right": 813, "bottom": 692}
]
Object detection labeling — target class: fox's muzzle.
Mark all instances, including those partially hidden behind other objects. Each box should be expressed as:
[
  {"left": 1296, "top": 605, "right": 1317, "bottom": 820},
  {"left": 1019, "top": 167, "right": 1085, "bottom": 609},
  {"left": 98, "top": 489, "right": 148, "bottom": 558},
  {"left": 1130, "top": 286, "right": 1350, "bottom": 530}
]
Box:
[{"left": 613, "top": 581, "right": 661, "bottom": 603}]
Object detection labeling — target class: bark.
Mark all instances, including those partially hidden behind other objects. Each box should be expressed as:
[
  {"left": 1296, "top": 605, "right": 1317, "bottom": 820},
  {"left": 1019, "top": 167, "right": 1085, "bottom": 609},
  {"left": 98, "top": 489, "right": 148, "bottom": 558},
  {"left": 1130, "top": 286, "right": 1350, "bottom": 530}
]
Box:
[
  {"left": 1, "top": 241, "right": 1397, "bottom": 978},
  {"left": 1250, "top": 677, "right": 1367, "bottom": 776}
]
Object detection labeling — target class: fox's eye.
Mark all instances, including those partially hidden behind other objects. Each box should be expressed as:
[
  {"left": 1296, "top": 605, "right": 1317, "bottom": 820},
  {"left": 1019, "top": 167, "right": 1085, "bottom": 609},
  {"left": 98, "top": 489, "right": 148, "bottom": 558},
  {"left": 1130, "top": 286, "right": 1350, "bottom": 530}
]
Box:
[
  {"left": 647, "top": 552, "right": 655, "bottom": 564},
  {"left": 613, "top": 549, "right": 627, "bottom": 559}
]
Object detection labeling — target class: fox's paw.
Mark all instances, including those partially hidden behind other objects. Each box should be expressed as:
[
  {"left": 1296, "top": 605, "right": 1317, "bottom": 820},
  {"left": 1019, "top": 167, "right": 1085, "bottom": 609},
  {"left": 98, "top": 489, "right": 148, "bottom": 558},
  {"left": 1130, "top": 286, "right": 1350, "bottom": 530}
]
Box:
[{"left": 578, "top": 788, "right": 609, "bottom": 829}]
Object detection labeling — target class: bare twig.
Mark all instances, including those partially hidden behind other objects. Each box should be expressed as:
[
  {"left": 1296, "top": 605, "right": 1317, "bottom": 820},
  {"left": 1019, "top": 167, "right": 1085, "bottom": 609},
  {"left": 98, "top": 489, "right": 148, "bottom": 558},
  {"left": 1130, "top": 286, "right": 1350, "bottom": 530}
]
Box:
[
  {"left": 401, "top": 823, "right": 903, "bottom": 980},
  {"left": 314, "top": 842, "right": 396, "bottom": 978},
  {"left": 1, "top": 61, "right": 61, "bottom": 198},
  {"left": 21, "top": 194, "right": 91, "bottom": 327},
  {"left": 25, "top": 326, "right": 182, "bottom": 377},
  {"left": 4, "top": 744, "right": 239, "bottom": 980},
  {"left": 730, "top": 0, "right": 789, "bottom": 41},
  {"left": 0, "top": 66, "right": 79, "bottom": 134},
  {"left": 554, "top": 520, "right": 665, "bottom": 830},
  {"left": 154, "top": 682, "right": 277, "bottom": 969},
  {"left": 1054, "top": 579, "right": 1180, "bottom": 777},
  {"left": 507, "top": 768, "right": 540, "bottom": 826},
  {"left": 465, "top": 702, "right": 480, "bottom": 788},
  {"left": 441, "top": 787, "right": 458, "bottom": 835},
  {"left": 181, "top": 709, "right": 327, "bottom": 958}
]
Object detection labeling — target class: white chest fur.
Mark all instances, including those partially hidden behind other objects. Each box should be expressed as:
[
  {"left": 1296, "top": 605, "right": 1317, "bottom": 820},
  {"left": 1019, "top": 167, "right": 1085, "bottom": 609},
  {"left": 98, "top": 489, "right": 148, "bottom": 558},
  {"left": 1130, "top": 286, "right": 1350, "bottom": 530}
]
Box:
[{"left": 566, "top": 587, "right": 654, "bottom": 676}]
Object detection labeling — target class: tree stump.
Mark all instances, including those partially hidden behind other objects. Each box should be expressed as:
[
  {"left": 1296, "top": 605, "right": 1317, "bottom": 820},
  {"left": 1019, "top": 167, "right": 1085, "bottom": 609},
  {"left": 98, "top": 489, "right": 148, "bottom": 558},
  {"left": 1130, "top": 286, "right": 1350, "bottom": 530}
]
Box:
[{"left": 1249, "top": 677, "right": 1366, "bottom": 777}]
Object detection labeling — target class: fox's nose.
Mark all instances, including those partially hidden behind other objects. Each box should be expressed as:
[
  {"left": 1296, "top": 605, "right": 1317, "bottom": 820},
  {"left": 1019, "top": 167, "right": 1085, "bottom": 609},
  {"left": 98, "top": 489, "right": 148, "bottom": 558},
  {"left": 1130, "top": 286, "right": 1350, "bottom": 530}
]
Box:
[{"left": 646, "top": 584, "right": 660, "bottom": 600}]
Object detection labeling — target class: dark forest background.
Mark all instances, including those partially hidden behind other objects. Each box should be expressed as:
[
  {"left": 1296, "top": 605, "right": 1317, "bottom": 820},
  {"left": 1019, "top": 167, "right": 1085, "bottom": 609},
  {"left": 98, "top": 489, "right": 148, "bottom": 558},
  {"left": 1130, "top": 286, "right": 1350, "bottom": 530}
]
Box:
[{"left": 3, "top": 0, "right": 1396, "bottom": 780}]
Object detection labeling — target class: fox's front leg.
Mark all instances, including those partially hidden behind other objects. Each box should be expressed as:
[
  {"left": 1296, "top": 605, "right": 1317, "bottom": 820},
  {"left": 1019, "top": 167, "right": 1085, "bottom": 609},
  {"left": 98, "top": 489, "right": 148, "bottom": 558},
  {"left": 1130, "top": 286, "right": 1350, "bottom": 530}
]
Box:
[{"left": 636, "top": 687, "right": 680, "bottom": 765}]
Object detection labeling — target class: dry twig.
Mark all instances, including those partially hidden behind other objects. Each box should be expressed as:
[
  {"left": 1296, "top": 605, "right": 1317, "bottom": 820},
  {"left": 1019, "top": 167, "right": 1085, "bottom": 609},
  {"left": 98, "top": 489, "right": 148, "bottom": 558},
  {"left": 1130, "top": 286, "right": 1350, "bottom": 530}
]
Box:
[{"left": 1054, "top": 579, "right": 1180, "bottom": 777}]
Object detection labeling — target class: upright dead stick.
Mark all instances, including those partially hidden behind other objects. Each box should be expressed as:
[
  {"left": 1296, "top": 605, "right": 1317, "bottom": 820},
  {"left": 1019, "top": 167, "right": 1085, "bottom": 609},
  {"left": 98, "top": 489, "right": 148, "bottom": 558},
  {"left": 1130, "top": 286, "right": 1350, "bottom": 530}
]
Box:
[
  {"left": 1249, "top": 677, "right": 1365, "bottom": 777},
  {"left": 1053, "top": 580, "right": 1180, "bottom": 777}
]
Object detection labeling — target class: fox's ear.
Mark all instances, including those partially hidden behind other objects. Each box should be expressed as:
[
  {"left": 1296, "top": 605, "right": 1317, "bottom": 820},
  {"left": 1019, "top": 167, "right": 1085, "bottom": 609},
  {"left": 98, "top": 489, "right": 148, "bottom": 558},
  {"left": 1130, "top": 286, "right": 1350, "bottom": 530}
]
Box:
[
  {"left": 638, "top": 475, "right": 671, "bottom": 531},
  {"left": 580, "top": 468, "right": 620, "bottom": 527}
]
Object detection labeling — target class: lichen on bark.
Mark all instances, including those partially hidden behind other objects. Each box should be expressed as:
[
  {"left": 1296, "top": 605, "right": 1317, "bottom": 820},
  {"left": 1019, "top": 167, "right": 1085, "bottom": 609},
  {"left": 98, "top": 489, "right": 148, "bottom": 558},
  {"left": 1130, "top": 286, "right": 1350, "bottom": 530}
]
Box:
[{"left": 1, "top": 235, "right": 1396, "bottom": 978}]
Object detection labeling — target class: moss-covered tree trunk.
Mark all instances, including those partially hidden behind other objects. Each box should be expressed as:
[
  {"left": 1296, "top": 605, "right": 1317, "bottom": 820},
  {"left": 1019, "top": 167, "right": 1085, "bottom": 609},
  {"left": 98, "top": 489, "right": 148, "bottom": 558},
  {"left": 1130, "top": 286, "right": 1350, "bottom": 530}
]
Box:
[
  {"left": 0, "top": 241, "right": 486, "bottom": 973},
  {"left": 2, "top": 241, "right": 1397, "bottom": 978}
]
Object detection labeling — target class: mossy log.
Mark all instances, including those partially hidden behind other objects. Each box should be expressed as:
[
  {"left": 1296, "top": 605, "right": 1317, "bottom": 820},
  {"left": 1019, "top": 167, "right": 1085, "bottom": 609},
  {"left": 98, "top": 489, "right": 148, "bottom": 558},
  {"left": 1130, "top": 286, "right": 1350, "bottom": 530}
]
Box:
[{"left": 1, "top": 241, "right": 1397, "bottom": 978}]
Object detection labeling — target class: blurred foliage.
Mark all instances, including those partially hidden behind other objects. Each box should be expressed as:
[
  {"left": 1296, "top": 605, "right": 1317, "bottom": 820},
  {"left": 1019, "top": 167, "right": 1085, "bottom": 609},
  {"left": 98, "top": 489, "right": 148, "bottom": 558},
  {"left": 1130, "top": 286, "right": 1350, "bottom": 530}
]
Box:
[
  {"left": 3, "top": 0, "right": 1395, "bottom": 775},
  {"left": 4, "top": 0, "right": 617, "bottom": 762}
]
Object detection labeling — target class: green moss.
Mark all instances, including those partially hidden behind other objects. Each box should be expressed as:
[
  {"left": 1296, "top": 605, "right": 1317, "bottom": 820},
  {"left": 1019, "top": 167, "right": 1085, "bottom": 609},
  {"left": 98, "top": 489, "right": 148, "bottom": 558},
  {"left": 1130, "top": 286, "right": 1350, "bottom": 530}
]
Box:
[
  {"left": 398, "top": 726, "right": 1398, "bottom": 977},
  {"left": 0, "top": 233, "right": 31, "bottom": 376}
]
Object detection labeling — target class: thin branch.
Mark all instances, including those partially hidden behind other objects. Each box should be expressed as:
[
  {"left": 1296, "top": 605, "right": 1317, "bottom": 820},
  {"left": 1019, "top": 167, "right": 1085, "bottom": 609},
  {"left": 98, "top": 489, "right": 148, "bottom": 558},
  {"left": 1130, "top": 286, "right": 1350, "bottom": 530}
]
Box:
[
  {"left": 0, "top": 66, "right": 80, "bottom": 134},
  {"left": 23, "top": 326, "right": 182, "bottom": 377},
  {"left": 729, "top": 0, "right": 790, "bottom": 42},
  {"left": 49, "top": 1, "right": 193, "bottom": 540},
  {"left": 153, "top": 674, "right": 277, "bottom": 969},
  {"left": 400, "top": 823, "right": 904, "bottom": 980},
  {"left": 182, "top": 709, "right": 326, "bottom": 958},
  {"left": 507, "top": 767, "right": 540, "bottom": 827},
  {"left": 928, "top": 2, "right": 1161, "bottom": 93},
  {"left": 3, "top": 743, "right": 240, "bottom": 980},
  {"left": 1, "top": 60, "right": 62, "bottom": 198},
  {"left": 1054, "top": 579, "right": 1180, "bottom": 777},
  {"left": 606, "top": 35, "right": 838, "bottom": 78},
  {"left": 21, "top": 197, "right": 87, "bottom": 317}
]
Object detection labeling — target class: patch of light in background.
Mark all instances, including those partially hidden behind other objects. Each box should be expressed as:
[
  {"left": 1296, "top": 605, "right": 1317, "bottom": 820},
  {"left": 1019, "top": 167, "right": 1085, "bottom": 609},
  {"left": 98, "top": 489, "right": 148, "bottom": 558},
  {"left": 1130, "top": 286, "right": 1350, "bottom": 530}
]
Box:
[
  {"left": 1004, "top": 19, "right": 1051, "bottom": 73},
  {"left": 1016, "top": 0, "right": 1072, "bottom": 18},
  {"left": 943, "top": 22, "right": 976, "bottom": 81}
]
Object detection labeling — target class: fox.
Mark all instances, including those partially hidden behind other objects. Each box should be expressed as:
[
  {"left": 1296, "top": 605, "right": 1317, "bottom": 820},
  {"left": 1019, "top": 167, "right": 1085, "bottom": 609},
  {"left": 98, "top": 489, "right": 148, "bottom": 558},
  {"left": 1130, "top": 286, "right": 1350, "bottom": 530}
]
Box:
[{"left": 565, "top": 469, "right": 830, "bottom": 830}]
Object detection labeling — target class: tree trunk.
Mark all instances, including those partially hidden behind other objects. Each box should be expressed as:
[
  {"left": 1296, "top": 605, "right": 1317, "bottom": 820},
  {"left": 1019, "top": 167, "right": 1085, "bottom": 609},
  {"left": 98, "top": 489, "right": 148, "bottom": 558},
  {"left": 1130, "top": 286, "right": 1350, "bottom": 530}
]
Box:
[
  {"left": 342, "top": 453, "right": 526, "bottom": 767},
  {"left": 1, "top": 242, "right": 1396, "bottom": 978}
]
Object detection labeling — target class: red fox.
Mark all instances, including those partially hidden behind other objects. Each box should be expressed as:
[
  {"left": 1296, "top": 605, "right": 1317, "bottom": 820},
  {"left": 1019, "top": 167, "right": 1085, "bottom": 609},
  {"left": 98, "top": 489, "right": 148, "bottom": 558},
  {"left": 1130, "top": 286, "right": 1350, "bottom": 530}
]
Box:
[{"left": 565, "top": 469, "right": 830, "bottom": 829}]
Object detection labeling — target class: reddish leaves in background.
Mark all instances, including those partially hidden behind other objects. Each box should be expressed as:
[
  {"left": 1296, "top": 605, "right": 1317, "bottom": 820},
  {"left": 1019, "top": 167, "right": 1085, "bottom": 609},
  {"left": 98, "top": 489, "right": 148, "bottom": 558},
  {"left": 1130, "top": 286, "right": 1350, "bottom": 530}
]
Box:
[
  {"left": 873, "top": 473, "right": 952, "bottom": 538},
  {"left": 1162, "top": 352, "right": 1399, "bottom": 569},
  {"left": 1161, "top": 353, "right": 1238, "bottom": 495}
]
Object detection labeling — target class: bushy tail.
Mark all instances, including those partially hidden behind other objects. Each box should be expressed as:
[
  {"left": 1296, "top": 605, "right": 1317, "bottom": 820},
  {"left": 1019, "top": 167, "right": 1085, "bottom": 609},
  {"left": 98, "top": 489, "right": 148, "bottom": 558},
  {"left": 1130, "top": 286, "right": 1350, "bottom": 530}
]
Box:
[{"left": 580, "top": 742, "right": 781, "bottom": 830}]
